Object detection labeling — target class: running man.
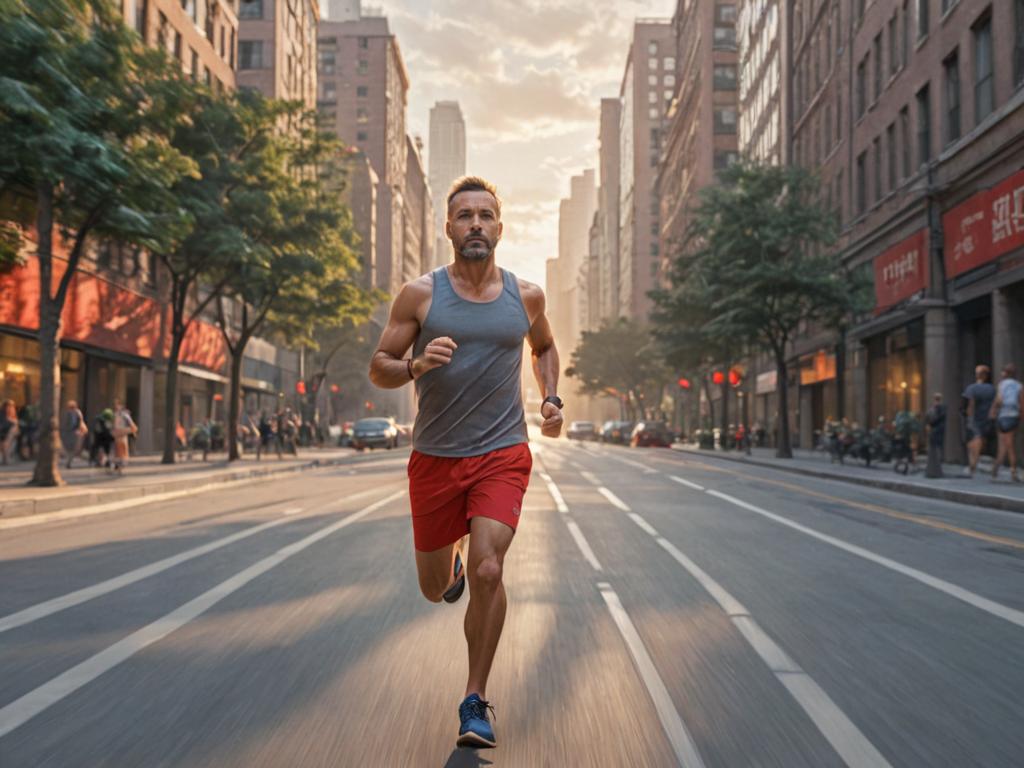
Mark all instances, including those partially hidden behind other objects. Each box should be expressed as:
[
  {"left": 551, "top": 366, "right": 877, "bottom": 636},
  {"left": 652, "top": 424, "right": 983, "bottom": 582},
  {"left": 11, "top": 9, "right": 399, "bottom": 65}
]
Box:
[{"left": 369, "top": 176, "right": 563, "bottom": 749}]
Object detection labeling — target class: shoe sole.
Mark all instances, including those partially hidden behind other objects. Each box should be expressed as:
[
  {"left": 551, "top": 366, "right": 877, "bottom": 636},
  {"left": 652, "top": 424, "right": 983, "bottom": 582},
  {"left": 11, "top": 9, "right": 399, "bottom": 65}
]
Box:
[
  {"left": 442, "top": 574, "right": 465, "bottom": 603},
  {"left": 457, "top": 731, "right": 496, "bottom": 749}
]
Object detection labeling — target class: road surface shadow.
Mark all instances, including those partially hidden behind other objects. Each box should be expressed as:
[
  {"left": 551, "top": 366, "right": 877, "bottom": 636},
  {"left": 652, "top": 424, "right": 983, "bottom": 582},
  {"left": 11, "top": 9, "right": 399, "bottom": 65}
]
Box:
[{"left": 443, "top": 747, "right": 493, "bottom": 767}]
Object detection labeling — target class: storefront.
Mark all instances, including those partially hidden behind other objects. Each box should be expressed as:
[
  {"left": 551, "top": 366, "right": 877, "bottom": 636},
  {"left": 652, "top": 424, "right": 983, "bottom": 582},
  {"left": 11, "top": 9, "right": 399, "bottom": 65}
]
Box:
[{"left": 796, "top": 349, "right": 837, "bottom": 447}]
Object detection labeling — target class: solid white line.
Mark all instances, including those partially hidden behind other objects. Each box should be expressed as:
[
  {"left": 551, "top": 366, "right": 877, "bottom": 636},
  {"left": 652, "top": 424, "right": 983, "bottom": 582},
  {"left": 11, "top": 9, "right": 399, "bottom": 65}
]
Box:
[
  {"left": 0, "top": 489, "right": 405, "bottom": 740},
  {"left": 580, "top": 470, "right": 601, "bottom": 486},
  {"left": 539, "top": 473, "right": 568, "bottom": 514},
  {"left": 652, "top": 535, "right": 892, "bottom": 767},
  {"left": 598, "top": 486, "right": 631, "bottom": 512},
  {"left": 706, "top": 489, "right": 1024, "bottom": 630},
  {"left": 565, "top": 519, "right": 602, "bottom": 571},
  {"left": 669, "top": 475, "right": 705, "bottom": 492},
  {"left": 599, "top": 585, "right": 706, "bottom": 768},
  {"left": 628, "top": 513, "right": 660, "bottom": 537}
]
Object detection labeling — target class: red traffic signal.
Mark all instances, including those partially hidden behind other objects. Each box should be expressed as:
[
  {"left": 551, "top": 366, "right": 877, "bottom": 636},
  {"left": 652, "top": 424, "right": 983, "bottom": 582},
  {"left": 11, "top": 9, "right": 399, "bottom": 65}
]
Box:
[
  {"left": 728, "top": 368, "right": 742, "bottom": 387},
  {"left": 330, "top": 384, "right": 340, "bottom": 394},
  {"left": 712, "top": 370, "right": 725, "bottom": 386},
  {"left": 677, "top": 377, "right": 691, "bottom": 389},
  {"left": 295, "top": 381, "right": 307, "bottom": 395}
]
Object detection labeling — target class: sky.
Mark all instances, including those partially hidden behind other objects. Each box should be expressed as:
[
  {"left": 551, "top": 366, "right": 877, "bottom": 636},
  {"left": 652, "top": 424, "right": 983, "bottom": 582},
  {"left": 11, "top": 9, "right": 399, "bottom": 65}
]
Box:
[{"left": 369, "top": 0, "right": 678, "bottom": 287}]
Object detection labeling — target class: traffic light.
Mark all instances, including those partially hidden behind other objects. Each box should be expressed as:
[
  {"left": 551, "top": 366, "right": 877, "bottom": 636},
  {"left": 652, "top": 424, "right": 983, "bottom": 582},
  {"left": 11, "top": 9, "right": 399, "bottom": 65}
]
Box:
[
  {"left": 712, "top": 370, "right": 725, "bottom": 386},
  {"left": 728, "top": 368, "right": 742, "bottom": 387},
  {"left": 295, "top": 381, "right": 306, "bottom": 395},
  {"left": 330, "top": 384, "right": 340, "bottom": 394},
  {"left": 678, "top": 377, "right": 691, "bottom": 389}
]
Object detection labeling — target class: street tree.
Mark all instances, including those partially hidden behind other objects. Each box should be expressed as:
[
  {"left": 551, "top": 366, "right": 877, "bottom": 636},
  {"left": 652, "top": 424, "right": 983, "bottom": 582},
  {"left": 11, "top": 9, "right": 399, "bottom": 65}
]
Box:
[
  {"left": 655, "top": 161, "right": 862, "bottom": 458},
  {"left": 0, "top": 0, "right": 196, "bottom": 485},
  {"left": 213, "top": 99, "right": 375, "bottom": 460},
  {"left": 565, "top": 318, "right": 669, "bottom": 422}
]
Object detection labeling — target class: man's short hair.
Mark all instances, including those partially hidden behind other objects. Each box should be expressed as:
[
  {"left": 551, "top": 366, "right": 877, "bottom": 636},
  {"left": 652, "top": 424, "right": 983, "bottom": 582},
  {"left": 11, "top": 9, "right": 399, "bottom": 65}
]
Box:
[{"left": 446, "top": 175, "right": 501, "bottom": 216}]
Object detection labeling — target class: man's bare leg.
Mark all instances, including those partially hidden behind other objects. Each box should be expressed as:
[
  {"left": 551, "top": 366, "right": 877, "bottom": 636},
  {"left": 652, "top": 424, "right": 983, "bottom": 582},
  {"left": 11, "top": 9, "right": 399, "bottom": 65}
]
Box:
[
  {"left": 415, "top": 540, "right": 463, "bottom": 603},
  {"left": 464, "top": 516, "right": 514, "bottom": 698}
]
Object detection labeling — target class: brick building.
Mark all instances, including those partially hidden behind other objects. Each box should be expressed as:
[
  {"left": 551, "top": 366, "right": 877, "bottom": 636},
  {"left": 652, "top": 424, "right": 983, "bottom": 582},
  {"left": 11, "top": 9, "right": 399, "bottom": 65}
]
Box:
[{"left": 237, "top": 0, "right": 318, "bottom": 108}]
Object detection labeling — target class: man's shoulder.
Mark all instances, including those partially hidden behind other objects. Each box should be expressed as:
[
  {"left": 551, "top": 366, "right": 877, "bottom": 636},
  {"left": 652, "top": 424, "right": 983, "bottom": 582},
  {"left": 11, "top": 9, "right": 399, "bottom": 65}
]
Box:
[{"left": 515, "top": 275, "right": 544, "bottom": 304}]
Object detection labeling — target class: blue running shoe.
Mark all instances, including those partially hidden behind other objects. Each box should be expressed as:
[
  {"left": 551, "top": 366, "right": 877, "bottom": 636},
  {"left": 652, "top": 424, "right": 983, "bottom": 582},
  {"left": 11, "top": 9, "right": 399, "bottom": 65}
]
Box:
[
  {"left": 442, "top": 550, "right": 465, "bottom": 604},
  {"left": 457, "top": 693, "right": 496, "bottom": 748}
]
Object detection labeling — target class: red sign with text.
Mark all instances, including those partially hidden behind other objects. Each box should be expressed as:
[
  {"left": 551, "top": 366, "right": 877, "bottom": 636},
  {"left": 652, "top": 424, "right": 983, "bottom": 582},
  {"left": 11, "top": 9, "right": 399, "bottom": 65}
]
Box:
[
  {"left": 874, "top": 229, "right": 928, "bottom": 315},
  {"left": 944, "top": 167, "right": 1024, "bottom": 278}
]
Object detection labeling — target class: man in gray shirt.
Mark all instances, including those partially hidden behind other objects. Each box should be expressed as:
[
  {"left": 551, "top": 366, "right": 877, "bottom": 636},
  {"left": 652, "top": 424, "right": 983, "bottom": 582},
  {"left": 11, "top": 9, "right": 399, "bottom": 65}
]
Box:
[
  {"left": 961, "top": 364, "right": 995, "bottom": 477},
  {"left": 369, "top": 176, "right": 563, "bottom": 749}
]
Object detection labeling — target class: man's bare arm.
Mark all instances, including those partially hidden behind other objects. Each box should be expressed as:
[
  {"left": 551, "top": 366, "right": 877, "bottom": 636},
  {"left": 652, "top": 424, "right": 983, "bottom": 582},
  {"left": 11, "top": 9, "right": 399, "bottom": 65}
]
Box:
[
  {"left": 369, "top": 279, "right": 458, "bottom": 388},
  {"left": 521, "top": 281, "right": 563, "bottom": 437}
]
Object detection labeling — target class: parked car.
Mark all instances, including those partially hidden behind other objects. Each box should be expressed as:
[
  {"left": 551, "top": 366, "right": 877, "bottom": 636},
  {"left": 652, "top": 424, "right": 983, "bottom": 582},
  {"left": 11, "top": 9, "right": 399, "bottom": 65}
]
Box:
[
  {"left": 600, "top": 420, "right": 634, "bottom": 444},
  {"left": 352, "top": 417, "right": 399, "bottom": 450},
  {"left": 566, "top": 420, "right": 598, "bottom": 441},
  {"left": 630, "top": 421, "right": 674, "bottom": 448}
]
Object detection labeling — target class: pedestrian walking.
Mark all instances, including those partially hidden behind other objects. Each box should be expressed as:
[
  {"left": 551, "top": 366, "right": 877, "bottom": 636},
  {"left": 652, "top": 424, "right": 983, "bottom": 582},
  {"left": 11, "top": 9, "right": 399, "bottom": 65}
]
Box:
[
  {"left": 961, "top": 365, "right": 995, "bottom": 478},
  {"left": 91, "top": 408, "right": 115, "bottom": 468},
  {"left": 111, "top": 398, "right": 137, "bottom": 474},
  {"left": 925, "top": 393, "right": 947, "bottom": 478},
  {"left": 60, "top": 400, "right": 88, "bottom": 469},
  {"left": 256, "top": 411, "right": 275, "bottom": 460},
  {"left": 369, "top": 176, "right": 563, "bottom": 750},
  {"left": 990, "top": 363, "right": 1023, "bottom": 482},
  {"left": 0, "top": 399, "right": 19, "bottom": 464}
]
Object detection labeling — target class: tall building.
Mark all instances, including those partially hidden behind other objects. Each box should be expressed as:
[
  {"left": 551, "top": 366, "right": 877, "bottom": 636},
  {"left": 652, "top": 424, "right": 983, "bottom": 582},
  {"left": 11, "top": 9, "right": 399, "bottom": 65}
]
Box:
[
  {"left": 737, "top": 0, "right": 784, "bottom": 163},
  {"left": 618, "top": 19, "right": 675, "bottom": 321},
  {"left": 659, "top": 0, "right": 740, "bottom": 280},
  {"left": 404, "top": 135, "right": 434, "bottom": 283},
  {"left": 123, "top": 0, "right": 237, "bottom": 91},
  {"left": 237, "top": 0, "right": 318, "bottom": 108},
  {"left": 551, "top": 170, "right": 596, "bottom": 357},
  {"left": 597, "top": 97, "right": 622, "bottom": 321},
  {"left": 428, "top": 101, "right": 467, "bottom": 269},
  {"left": 317, "top": 9, "right": 409, "bottom": 295}
]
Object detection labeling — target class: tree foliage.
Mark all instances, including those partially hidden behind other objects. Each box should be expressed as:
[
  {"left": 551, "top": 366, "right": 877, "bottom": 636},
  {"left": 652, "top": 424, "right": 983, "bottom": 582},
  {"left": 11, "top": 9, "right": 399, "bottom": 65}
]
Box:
[{"left": 652, "top": 161, "right": 870, "bottom": 457}]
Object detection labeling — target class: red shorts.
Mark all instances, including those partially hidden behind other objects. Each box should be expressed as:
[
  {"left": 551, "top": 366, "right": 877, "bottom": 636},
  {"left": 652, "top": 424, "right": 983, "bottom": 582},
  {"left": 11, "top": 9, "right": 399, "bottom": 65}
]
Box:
[{"left": 407, "top": 443, "right": 533, "bottom": 552}]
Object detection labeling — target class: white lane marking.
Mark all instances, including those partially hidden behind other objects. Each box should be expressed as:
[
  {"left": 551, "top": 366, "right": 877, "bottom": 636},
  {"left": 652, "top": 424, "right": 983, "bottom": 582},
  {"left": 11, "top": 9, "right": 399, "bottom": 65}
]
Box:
[
  {"left": 609, "top": 454, "right": 659, "bottom": 475},
  {"left": 599, "top": 585, "right": 707, "bottom": 768},
  {"left": 538, "top": 472, "right": 568, "bottom": 514},
  {"left": 565, "top": 519, "right": 603, "bottom": 571},
  {"left": 651, "top": 535, "right": 892, "bottom": 767},
  {"left": 0, "top": 489, "right": 406, "bottom": 740},
  {"left": 598, "top": 486, "right": 631, "bottom": 512},
  {"left": 707, "top": 489, "right": 1024, "bottom": 630},
  {"left": 580, "top": 470, "right": 601, "bottom": 486},
  {"left": 0, "top": 509, "right": 302, "bottom": 634},
  {"left": 669, "top": 475, "right": 705, "bottom": 492},
  {"left": 282, "top": 507, "right": 303, "bottom": 516},
  {"left": 628, "top": 513, "right": 660, "bottom": 537}
]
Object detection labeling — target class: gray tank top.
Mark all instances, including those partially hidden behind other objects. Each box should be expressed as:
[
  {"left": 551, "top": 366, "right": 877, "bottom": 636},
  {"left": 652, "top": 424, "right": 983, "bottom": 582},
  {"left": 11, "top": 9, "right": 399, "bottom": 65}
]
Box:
[{"left": 412, "top": 267, "right": 531, "bottom": 457}]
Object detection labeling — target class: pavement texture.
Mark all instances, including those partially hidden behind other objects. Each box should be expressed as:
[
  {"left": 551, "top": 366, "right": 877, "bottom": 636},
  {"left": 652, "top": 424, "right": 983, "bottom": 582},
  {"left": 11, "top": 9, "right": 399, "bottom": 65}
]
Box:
[
  {"left": 675, "top": 443, "right": 1024, "bottom": 514},
  {"left": 1, "top": 433, "right": 1022, "bottom": 766}
]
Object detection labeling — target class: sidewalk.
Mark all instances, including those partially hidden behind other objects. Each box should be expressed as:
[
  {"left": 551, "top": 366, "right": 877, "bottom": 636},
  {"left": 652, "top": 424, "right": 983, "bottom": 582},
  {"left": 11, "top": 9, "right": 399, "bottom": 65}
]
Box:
[
  {"left": 0, "top": 446, "right": 366, "bottom": 520},
  {"left": 674, "top": 444, "right": 1024, "bottom": 514}
]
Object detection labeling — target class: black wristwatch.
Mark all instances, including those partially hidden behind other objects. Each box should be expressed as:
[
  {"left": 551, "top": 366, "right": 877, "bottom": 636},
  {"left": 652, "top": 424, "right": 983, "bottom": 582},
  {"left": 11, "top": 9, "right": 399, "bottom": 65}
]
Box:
[{"left": 542, "top": 395, "right": 563, "bottom": 410}]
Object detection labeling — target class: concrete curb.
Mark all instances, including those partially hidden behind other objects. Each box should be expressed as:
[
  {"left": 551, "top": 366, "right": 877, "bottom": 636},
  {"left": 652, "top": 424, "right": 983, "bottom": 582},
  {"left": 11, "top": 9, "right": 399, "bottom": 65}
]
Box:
[
  {"left": 0, "top": 453, "right": 363, "bottom": 527},
  {"left": 672, "top": 446, "right": 1024, "bottom": 514}
]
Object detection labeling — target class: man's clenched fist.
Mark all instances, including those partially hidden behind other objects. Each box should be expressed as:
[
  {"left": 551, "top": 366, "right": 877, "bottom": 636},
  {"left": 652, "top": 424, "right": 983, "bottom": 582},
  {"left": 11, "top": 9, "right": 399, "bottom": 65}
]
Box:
[
  {"left": 540, "top": 401, "right": 563, "bottom": 438},
  {"left": 412, "top": 336, "right": 458, "bottom": 377}
]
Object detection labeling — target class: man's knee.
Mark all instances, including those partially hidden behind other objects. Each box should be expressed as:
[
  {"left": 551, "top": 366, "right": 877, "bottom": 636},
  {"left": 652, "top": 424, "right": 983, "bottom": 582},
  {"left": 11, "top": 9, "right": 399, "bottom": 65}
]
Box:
[{"left": 471, "top": 556, "right": 502, "bottom": 591}]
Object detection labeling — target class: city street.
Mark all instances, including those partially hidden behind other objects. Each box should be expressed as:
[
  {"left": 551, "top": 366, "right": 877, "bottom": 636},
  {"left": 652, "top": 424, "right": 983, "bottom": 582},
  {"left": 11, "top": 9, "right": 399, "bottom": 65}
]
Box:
[{"left": 1, "top": 436, "right": 1022, "bottom": 767}]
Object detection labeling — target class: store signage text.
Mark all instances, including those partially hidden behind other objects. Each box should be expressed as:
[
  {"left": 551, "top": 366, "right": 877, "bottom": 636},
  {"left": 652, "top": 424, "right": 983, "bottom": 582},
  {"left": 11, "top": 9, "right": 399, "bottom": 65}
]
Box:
[
  {"left": 944, "top": 166, "right": 1024, "bottom": 278},
  {"left": 874, "top": 229, "right": 928, "bottom": 315}
]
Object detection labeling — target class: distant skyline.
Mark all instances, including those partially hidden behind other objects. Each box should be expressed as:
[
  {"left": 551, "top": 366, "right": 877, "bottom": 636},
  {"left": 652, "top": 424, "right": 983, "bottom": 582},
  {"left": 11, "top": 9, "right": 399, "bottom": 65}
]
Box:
[{"left": 370, "top": 0, "right": 677, "bottom": 287}]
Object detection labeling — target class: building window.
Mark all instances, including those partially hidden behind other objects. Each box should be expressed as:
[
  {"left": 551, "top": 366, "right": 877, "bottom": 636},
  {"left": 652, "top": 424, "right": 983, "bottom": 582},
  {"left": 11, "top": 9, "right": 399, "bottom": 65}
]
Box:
[
  {"left": 714, "top": 150, "right": 740, "bottom": 170},
  {"left": 359, "top": 36, "right": 368, "bottom": 49},
  {"left": 974, "top": 15, "right": 994, "bottom": 122},
  {"left": 357, "top": 107, "right": 369, "bottom": 123},
  {"left": 649, "top": 107, "right": 659, "bottom": 119},
  {"left": 648, "top": 41, "right": 658, "bottom": 54},
  {"left": 713, "top": 26, "right": 736, "bottom": 47},
  {"left": 887, "top": 122, "right": 897, "bottom": 190},
  {"left": 239, "top": 0, "right": 261, "bottom": 18},
  {"left": 917, "top": 0, "right": 929, "bottom": 38},
  {"left": 174, "top": 30, "right": 182, "bottom": 61},
  {"left": 856, "top": 151, "right": 867, "bottom": 214},
  {"left": 323, "top": 82, "right": 336, "bottom": 100},
  {"left": 1016, "top": 0, "right": 1024, "bottom": 87},
  {"left": 229, "top": 28, "right": 235, "bottom": 69},
  {"left": 648, "top": 90, "right": 658, "bottom": 104},
  {"left": 357, "top": 59, "right": 368, "bottom": 75},
  {"left": 134, "top": 0, "right": 147, "bottom": 36},
  {"left": 713, "top": 64, "right": 737, "bottom": 89},
  {"left": 663, "top": 57, "right": 675, "bottom": 70},
  {"left": 889, "top": 14, "right": 899, "bottom": 73},
  {"left": 664, "top": 74, "right": 675, "bottom": 86},
  {"left": 856, "top": 58, "right": 867, "bottom": 117},
  {"left": 357, "top": 85, "right": 368, "bottom": 97},
  {"left": 900, "top": 106, "right": 911, "bottom": 177},
  {"left": 873, "top": 34, "right": 883, "bottom": 101},
  {"left": 916, "top": 83, "right": 931, "bottom": 166},
  {"left": 648, "top": 74, "right": 658, "bottom": 85},
  {"left": 357, "top": 130, "right": 368, "bottom": 141},
  {"left": 873, "top": 137, "right": 882, "bottom": 202},
  {"left": 318, "top": 51, "right": 335, "bottom": 74},
  {"left": 648, "top": 58, "right": 658, "bottom": 69},
  {"left": 239, "top": 40, "right": 263, "bottom": 69},
  {"left": 191, "top": 49, "right": 199, "bottom": 81},
  {"left": 943, "top": 50, "right": 960, "bottom": 144},
  {"left": 716, "top": 4, "right": 737, "bottom": 23},
  {"left": 713, "top": 107, "right": 737, "bottom": 133}
]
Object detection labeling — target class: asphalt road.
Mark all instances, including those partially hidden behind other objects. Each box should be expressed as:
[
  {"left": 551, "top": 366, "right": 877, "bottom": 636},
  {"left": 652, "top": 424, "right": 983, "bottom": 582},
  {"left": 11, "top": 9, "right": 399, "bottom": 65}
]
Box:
[{"left": 1, "top": 436, "right": 1022, "bottom": 767}]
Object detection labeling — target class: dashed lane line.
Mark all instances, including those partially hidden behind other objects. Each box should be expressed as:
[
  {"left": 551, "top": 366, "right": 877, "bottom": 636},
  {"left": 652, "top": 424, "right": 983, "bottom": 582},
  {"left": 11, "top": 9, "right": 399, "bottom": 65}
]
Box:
[
  {"left": 598, "top": 486, "right": 631, "bottom": 512},
  {"left": 537, "top": 471, "right": 568, "bottom": 514},
  {"left": 624, "top": 511, "right": 893, "bottom": 768},
  {"left": 669, "top": 475, "right": 705, "bottom": 492},
  {"left": 0, "top": 489, "right": 406, "bottom": 740},
  {"left": 565, "top": 519, "right": 603, "bottom": 571}
]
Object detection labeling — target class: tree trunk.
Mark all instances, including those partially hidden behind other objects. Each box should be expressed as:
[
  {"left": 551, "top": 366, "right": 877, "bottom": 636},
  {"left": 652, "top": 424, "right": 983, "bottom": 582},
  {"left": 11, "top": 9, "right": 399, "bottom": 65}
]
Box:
[
  {"left": 30, "top": 186, "right": 63, "bottom": 487},
  {"left": 161, "top": 298, "right": 186, "bottom": 464},
  {"left": 775, "top": 351, "right": 793, "bottom": 459},
  {"left": 702, "top": 376, "right": 715, "bottom": 431},
  {"left": 719, "top": 378, "right": 729, "bottom": 450},
  {"left": 227, "top": 344, "right": 244, "bottom": 461}
]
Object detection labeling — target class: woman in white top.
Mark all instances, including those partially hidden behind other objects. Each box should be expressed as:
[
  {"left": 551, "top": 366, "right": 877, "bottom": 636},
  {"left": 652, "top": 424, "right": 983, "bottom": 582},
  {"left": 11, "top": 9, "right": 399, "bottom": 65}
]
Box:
[
  {"left": 111, "top": 398, "right": 138, "bottom": 474},
  {"left": 990, "top": 363, "right": 1023, "bottom": 482}
]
